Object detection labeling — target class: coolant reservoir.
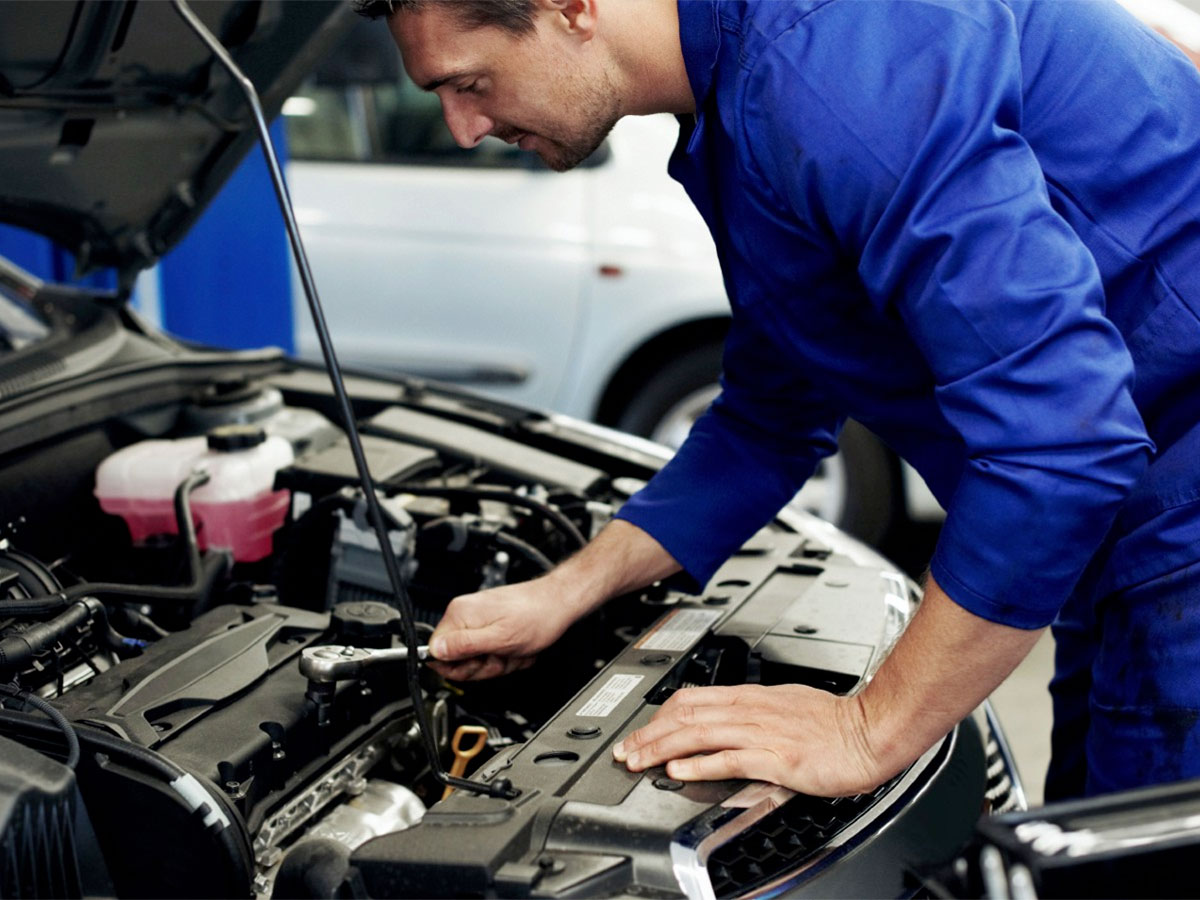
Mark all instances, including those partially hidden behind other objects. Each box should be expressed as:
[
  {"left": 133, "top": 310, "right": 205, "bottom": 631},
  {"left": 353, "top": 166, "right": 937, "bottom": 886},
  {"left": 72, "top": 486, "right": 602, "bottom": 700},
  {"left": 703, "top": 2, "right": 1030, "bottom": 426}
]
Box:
[{"left": 95, "top": 424, "right": 294, "bottom": 562}]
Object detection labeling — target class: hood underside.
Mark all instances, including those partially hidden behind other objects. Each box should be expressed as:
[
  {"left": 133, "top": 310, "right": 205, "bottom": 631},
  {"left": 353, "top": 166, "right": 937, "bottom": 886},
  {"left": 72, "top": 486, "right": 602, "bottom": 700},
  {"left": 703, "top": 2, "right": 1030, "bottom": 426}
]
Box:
[{"left": 0, "top": 0, "right": 353, "bottom": 288}]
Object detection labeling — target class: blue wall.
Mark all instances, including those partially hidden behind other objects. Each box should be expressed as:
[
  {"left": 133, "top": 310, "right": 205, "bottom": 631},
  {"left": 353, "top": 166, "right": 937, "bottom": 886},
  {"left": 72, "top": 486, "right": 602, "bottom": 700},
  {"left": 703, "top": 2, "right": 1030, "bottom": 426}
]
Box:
[
  {"left": 0, "top": 224, "right": 117, "bottom": 291},
  {"left": 159, "top": 119, "right": 294, "bottom": 352}
]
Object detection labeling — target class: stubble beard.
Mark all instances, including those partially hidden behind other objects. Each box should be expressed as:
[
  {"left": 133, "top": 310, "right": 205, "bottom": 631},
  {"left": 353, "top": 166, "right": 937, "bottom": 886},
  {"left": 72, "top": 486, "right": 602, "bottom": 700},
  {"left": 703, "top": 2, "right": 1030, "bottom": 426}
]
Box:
[{"left": 530, "top": 66, "right": 621, "bottom": 172}]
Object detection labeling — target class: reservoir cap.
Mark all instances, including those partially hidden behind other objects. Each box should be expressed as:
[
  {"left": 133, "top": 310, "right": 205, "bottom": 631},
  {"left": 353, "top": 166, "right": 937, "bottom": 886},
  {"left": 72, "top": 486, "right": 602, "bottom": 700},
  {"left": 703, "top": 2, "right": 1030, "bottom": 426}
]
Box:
[{"left": 207, "top": 424, "right": 267, "bottom": 452}]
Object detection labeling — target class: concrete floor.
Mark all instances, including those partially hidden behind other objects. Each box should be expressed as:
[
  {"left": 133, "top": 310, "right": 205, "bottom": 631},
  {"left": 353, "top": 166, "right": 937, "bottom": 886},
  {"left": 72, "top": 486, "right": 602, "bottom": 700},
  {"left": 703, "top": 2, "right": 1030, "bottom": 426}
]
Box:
[{"left": 989, "top": 630, "right": 1056, "bottom": 807}]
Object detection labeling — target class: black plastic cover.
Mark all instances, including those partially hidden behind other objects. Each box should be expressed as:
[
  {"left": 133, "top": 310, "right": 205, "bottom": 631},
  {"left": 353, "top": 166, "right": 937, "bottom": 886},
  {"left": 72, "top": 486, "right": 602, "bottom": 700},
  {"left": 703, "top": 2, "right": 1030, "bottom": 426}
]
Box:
[{"left": 0, "top": 734, "right": 112, "bottom": 898}]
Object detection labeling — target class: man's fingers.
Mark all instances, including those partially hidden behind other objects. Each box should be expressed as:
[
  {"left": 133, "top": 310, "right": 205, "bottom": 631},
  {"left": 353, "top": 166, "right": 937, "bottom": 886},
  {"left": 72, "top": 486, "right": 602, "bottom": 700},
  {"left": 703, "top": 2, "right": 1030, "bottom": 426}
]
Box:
[
  {"left": 614, "top": 698, "right": 765, "bottom": 762},
  {"left": 472, "top": 654, "right": 511, "bottom": 680},
  {"left": 428, "top": 656, "right": 486, "bottom": 681},
  {"left": 666, "top": 748, "right": 777, "bottom": 783},
  {"left": 430, "top": 620, "right": 509, "bottom": 662},
  {"left": 429, "top": 654, "right": 538, "bottom": 682},
  {"left": 622, "top": 723, "right": 764, "bottom": 772},
  {"left": 660, "top": 684, "right": 751, "bottom": 711}
]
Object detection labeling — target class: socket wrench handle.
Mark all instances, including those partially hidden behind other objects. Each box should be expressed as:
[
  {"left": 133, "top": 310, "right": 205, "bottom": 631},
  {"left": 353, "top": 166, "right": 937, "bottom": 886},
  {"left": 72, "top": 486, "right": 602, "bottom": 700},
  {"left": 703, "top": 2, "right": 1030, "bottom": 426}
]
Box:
[{"left": 300, "top": 644, "right": 429, "bottom": 683}]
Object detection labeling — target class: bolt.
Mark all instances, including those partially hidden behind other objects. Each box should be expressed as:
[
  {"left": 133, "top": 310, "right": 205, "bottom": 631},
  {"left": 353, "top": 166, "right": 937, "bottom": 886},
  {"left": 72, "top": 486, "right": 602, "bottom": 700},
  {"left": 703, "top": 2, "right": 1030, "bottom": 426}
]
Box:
[
  {"left": 793, "top": 624, "right": 818, "bottom": 635},
  {"left": 640, "top": 654, "right": 672, "bottom": 666}
]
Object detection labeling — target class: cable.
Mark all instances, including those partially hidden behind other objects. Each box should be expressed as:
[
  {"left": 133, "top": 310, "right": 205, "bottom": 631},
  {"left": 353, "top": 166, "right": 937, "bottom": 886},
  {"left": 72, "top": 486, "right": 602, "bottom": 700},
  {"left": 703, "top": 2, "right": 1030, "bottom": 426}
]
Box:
[
  {"left": 171, "top": 0, "right": 516, "bottom": 800},
  {"left": 0, "top": 682, "right": 80, "bottom": 769},
  {"left": 494, "top": 532, "right": 553, "bottom": 572},
  {"left": 389, "top": 484, "right": 586, "bottom": 550},
  {"left": 421, "top": 517, "right": 554, "bottom": 572},
  {"left": 0, "top": 708, "right": 253, "bottom": 885},
  {"left": 0, "top": 470, "right": 221, "bottom": 617}
]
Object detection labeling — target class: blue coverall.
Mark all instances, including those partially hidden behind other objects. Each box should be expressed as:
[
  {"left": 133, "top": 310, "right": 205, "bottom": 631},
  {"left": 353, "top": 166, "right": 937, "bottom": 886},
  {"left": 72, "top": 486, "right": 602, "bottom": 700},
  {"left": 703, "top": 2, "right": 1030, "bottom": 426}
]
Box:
[{"left": 617, "top": 0, "right": 1200, "bottom": 799}]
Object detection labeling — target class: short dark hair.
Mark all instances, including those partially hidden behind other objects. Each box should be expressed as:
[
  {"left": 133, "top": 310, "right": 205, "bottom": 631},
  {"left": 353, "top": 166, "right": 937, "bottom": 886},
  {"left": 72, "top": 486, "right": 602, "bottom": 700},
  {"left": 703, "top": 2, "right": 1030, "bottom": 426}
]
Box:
[{"left": 352, "top": 0, "right": 538, "bottom": 36}]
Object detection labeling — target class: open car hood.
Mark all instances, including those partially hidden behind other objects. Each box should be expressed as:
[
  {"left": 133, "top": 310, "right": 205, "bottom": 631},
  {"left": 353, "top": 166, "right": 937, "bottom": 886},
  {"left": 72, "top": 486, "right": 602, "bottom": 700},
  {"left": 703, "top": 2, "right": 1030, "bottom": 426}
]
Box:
[{"left": 0, "top": 0, "right": 352, "bottom": 288}]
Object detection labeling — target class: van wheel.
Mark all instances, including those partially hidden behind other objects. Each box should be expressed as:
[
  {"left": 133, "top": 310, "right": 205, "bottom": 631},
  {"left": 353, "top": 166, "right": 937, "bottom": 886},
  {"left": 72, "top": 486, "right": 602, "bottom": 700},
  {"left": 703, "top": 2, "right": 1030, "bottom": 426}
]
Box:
[{"left": 614, "top": 343, "right": 899, "bottom": 547}]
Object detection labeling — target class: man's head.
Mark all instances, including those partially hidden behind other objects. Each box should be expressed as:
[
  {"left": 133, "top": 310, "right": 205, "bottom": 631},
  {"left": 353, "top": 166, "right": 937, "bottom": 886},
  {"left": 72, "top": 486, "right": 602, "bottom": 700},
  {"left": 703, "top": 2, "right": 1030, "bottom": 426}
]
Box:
[
  {"left": 355, "top": 1, "right": 538, "bottom": 37},
  {"left": 357, "top": 0, "right": 627, "bottom": 172}
]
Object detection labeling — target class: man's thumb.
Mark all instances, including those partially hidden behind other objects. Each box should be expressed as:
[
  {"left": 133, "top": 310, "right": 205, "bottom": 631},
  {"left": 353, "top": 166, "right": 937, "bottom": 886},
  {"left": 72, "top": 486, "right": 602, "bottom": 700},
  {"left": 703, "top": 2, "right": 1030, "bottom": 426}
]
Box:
[{"left": 430, "top": 625, "right": 494, "bottom": 661}]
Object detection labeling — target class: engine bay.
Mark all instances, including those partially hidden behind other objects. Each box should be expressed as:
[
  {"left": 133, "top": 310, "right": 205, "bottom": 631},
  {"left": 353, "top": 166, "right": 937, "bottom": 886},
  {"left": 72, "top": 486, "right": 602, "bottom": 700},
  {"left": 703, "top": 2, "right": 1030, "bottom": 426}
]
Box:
[{"left": 0, "top": 362, "right": 999, "bottom": 899}]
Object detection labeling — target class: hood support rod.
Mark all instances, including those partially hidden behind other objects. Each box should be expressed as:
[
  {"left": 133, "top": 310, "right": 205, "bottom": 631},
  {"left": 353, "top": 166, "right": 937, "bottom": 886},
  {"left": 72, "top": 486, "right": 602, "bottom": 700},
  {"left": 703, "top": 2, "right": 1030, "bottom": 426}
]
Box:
[{"left": 170, "top": 0, "right": 518, "bottom": 801}]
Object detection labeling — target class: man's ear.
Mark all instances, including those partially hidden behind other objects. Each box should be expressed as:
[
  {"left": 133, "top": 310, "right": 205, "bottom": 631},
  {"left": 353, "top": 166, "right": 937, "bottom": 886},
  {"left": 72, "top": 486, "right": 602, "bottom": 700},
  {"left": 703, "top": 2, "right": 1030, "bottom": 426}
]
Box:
[{"left": 539, "top": 0, "right": 598, "bottom": 41}]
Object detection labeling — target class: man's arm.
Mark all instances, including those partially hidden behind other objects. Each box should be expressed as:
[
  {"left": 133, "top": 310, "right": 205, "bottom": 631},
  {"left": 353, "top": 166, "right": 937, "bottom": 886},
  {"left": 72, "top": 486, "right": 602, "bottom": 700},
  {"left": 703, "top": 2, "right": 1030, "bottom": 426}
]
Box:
[
  {"left": 427, "top": 520, "right": 680, "bottom": 681},
  {"left": 613, "top": 574, "right": 1043, "bottom": 796}
]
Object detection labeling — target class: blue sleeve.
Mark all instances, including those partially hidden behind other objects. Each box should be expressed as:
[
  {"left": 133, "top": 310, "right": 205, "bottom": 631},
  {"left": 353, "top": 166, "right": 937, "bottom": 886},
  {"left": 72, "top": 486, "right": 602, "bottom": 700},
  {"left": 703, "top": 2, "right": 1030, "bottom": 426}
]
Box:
[
  {"left": 745, "top": 0, "right": 1153, "bottom": 627},
  {"left": 616, "top": 313, "right": 841, "bottom": 592}
]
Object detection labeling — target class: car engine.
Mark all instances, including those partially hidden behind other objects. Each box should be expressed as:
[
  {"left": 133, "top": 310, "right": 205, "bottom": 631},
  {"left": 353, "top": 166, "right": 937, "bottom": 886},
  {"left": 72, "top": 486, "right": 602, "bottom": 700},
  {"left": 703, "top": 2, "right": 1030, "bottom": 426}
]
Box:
[{"left": 0, "top": 362, "right": 1019, "bottom": 900}]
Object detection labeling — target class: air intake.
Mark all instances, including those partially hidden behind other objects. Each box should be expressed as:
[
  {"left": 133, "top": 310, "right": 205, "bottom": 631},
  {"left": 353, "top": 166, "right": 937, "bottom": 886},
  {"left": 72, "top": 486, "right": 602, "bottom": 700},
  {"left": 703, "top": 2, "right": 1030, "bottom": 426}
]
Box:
[{"left": 0, "top": 735, "right": 108, "bottom": 899}]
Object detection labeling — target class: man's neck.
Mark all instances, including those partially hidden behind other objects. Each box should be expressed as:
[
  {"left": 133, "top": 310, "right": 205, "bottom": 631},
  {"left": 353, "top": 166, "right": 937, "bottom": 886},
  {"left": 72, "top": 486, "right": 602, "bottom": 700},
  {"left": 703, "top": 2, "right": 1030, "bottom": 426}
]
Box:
[{"left": 604, "top": 0, "right": 695, "bottom": 115}]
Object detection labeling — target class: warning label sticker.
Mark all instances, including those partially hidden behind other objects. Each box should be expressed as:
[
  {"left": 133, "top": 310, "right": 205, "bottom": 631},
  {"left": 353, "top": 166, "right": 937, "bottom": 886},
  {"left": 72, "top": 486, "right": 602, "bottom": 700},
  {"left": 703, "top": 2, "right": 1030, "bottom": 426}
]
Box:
[
  {"left": 577, "top": 673, "right": 645, "bottom": 718},
  {"left": 635, "top": 608, "right": 722, "bottom": 652}
]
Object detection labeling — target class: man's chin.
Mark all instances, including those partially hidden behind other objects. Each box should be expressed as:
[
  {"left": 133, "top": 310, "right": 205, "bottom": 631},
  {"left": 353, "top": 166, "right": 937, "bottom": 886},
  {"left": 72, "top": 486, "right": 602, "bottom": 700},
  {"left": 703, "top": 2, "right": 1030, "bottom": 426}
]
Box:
[{"left": 535, "top": 138, "right": 605, "bottom": 173}]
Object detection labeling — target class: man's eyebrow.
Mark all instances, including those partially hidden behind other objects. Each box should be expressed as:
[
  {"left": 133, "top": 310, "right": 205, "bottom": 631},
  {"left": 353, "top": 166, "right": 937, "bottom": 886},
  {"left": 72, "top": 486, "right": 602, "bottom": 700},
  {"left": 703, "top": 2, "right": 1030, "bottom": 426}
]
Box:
[{"left": 418, "top": 71, "right": 470, "bottom": 92}]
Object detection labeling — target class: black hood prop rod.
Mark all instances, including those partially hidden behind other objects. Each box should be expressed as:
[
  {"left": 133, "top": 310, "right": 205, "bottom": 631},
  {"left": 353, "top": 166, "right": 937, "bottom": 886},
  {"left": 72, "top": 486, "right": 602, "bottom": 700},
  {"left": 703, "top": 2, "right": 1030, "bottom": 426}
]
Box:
[{"left": 171, "top": 0, "right": 518, "bottom": 802}]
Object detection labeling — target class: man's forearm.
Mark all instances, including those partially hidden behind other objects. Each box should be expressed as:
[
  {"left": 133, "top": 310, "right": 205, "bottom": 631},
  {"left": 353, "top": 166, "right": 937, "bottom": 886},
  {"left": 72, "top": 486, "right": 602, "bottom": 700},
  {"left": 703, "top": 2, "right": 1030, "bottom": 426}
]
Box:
[
  {"left": 853, "top": 573, "right": 1045, "bottom": 778},
  {"left": 544, "top": 519, "right": 682, "bottom": 615}
]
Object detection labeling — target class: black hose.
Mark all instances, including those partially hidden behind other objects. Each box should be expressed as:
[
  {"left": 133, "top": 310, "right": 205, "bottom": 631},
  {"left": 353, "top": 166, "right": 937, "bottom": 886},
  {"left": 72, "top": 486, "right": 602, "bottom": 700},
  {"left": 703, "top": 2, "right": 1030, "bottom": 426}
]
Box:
[
  {"left": 0, "top": 597, "right": 100, "bottom": 676},
  {"left": 389, "top": 484, "right": 586, "bottom": 550},
  {"left": 0, "top": 682, "right": 80, "bottom": 769},
  {"left": 0, "top": 470, "right": 219, "bottom": 617},
  {"left": 77, "top": 723, "right": 252, "bottom": 889},
  {"left": 421, "top": 517, "right": 554, "bottom": 573},
  {"left": 493, "top": 532, "right": 554, "bottom": 572},
  {"left": 0, "top": 709, "right": 253, "bottom": 886},
  {"left": 172, "top": 0, "right": 517, "bottom": 801}
]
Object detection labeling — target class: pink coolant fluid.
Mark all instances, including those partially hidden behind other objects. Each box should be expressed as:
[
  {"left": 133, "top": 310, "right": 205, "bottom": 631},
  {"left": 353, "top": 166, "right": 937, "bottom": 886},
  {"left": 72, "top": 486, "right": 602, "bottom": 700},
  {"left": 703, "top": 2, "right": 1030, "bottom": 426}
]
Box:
[{"left": 94, "top": 425, "right": 294, "bottom": 563}]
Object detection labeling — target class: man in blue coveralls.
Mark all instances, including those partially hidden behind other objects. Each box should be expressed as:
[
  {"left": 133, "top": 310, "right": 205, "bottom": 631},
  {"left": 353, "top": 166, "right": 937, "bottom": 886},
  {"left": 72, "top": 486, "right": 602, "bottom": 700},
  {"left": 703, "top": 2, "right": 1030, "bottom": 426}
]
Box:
[{"left": 371, "top": 0, "right": 1200, "bottom": 800}]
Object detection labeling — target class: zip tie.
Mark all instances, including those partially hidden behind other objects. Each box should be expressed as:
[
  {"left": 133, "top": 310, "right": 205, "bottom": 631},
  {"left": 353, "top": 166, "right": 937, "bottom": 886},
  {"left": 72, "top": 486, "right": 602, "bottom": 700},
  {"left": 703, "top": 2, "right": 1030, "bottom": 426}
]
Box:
[{"left": 170, "top": 773, "right": 231, "bottom": 830}]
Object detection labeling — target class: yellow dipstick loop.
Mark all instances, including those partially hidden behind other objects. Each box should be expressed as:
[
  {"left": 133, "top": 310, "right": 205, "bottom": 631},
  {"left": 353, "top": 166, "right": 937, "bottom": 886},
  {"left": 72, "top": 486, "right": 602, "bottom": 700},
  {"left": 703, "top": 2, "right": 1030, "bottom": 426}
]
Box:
[{"left": 442, "top": 724, "right": 489, "bottom": 800}]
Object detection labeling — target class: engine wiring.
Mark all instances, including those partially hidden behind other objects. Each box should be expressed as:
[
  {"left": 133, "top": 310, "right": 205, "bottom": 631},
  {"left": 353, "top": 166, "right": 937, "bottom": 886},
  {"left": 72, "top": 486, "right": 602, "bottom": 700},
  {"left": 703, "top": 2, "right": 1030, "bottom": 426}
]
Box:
[{"left": 0, "top": 681, "right": 80, "bottom": 769}]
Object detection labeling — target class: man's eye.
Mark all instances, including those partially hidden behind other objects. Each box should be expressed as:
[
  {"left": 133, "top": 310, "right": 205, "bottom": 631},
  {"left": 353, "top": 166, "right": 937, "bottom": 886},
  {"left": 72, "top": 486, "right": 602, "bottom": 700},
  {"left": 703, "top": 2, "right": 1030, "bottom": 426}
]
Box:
[{"left": 455, "top": 83, "right": 479, "bottom": 95}]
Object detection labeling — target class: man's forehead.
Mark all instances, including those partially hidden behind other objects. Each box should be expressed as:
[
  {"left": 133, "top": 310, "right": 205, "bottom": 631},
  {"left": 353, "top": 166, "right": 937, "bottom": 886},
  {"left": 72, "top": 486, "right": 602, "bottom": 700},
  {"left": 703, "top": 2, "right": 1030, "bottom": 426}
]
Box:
[{"left": 389, "top": 5, "right": 499, "bottom": 88}]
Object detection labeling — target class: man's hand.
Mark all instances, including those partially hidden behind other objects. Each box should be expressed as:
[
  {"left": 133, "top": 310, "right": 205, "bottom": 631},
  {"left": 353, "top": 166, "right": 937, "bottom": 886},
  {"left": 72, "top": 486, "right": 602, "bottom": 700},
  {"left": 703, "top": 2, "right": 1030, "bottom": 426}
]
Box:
[
  {"left": 613, "top": 574, "right": 1045, "bottom": 795},
  {"left": 427, "top": 579, "right": 578, "bottom": 681},
  {"left": 428, "top": 520, "right": 683, "bottom": 681},
  {"left": 613, "top": 683, "right": 887, "bottom": 797}
]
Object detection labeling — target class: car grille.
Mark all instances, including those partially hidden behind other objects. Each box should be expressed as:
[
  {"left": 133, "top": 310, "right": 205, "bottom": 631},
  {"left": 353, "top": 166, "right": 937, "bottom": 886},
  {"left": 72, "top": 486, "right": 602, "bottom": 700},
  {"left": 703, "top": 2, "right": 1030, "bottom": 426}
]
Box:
[
  {"left": 984, "top": 732, "right": 1021, "bottom": 814},
  {"left": 706, "top": 778, "right": 899, "bottom": 898}
]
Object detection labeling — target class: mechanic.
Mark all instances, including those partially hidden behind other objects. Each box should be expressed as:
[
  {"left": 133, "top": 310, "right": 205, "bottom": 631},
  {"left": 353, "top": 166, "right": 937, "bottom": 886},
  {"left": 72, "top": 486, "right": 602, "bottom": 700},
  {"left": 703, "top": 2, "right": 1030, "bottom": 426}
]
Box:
[{"left": 363, "top": 0, "right": 1200, "bottom": 801}]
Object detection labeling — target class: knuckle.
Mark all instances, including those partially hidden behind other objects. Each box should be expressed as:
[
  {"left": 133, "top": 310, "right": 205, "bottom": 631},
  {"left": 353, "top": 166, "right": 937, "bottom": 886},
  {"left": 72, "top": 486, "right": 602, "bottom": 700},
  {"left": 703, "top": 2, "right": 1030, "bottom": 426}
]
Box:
[
  {"left": 723, "top": 749, "right": 749, "bottom": 778},
  {"left": 672, "top": 702, "right": 696, "bottom": 725}
]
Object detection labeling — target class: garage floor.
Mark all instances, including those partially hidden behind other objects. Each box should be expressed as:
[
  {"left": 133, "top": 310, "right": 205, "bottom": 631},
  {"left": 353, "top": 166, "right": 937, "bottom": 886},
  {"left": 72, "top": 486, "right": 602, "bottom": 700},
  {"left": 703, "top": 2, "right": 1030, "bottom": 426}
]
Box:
[{"left": 989, "top": 630, "right": 1055, "bottom": 807}]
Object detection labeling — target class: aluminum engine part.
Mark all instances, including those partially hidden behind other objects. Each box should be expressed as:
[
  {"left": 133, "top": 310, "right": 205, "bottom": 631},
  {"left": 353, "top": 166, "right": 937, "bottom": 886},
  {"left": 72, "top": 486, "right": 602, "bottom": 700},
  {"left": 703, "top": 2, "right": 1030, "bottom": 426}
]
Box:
[
  {"left": 306, "top": 778, "right": 425, "bottom": 849},
  {"left": 253, "top": 776, "right": 425, "bottom": 899}
]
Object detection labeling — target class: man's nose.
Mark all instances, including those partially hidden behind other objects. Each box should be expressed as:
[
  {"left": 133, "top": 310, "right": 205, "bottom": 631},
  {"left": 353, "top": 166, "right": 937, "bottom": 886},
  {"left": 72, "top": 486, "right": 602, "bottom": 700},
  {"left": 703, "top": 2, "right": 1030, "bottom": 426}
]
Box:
[{"left": 440, "top": 96, "right": 493, "bottom": 149}]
